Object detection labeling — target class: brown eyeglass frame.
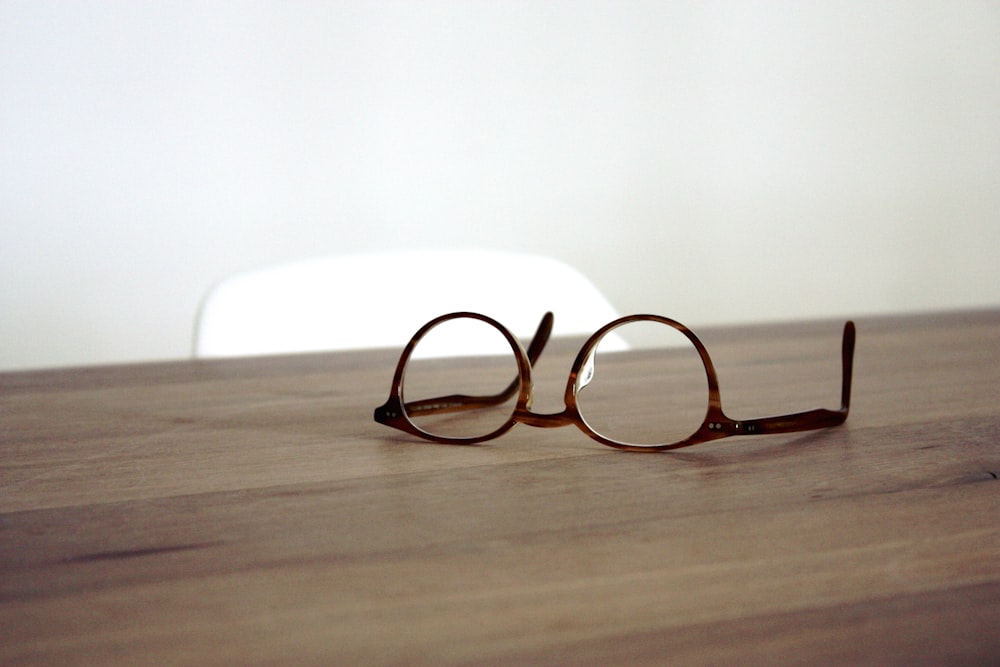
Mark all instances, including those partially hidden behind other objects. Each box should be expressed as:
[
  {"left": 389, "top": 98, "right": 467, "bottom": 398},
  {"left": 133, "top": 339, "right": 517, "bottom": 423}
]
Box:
[{"left": 374, "top": 312, "right": 855, "bottom": 452}]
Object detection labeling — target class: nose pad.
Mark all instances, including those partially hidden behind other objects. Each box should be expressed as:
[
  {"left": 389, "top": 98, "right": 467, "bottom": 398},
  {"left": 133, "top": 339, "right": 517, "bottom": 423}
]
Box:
[{"left": 578, "top": 348, "right": 597, "bottom": 391}]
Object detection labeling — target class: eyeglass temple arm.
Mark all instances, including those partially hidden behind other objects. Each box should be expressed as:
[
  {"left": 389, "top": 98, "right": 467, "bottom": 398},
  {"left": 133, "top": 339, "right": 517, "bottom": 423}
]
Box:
[
  {"left": 402, "top": 312, "right": 554, "bottom": 417},
  {"left": 719, "top": 321, "right": 855, "bottom": 436}
]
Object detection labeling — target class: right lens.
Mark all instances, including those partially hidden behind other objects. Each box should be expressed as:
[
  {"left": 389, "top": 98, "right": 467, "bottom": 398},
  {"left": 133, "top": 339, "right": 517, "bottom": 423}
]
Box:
[
  {"left": 401, "top": 316, "right": 521, "bottom": 439},
  {"left": 575, "top": 319, "right": 709, "bottom": 447}
]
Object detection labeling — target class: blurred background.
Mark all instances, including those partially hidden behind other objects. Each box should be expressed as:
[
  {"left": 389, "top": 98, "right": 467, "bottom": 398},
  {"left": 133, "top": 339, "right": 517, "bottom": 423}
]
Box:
[{"left": 2, "top": 1, "right": 998, "bottom": 371}]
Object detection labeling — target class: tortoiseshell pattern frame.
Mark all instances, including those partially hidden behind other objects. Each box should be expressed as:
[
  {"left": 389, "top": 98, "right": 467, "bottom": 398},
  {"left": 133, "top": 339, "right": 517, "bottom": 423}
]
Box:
[{"left": 374, "top": 312, "right": 855, "bottom": 452}]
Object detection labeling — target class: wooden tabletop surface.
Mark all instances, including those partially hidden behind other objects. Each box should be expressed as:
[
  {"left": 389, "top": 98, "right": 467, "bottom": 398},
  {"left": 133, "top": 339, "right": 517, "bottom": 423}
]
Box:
[{"left": 2, "top": 310, "right": 998, "bottom": 665}]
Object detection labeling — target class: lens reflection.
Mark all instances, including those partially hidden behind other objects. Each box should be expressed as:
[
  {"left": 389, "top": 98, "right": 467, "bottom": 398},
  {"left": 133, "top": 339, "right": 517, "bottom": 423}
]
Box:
[
  {"left": 576, "top": 320, "right": 708, "bottom": 446},
  {"left": 402, "top": 317, "right": 520, "bottom": 439}
]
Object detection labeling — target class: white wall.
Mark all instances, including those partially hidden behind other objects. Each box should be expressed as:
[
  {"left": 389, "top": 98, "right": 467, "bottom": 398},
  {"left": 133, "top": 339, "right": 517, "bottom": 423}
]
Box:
[{"left": 2, "top": 1, "right": 998, "bottom": 371}]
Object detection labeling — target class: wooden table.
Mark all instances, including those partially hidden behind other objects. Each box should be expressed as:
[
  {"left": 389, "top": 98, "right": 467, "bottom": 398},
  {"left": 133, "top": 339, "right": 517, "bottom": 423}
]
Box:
[{"left": 2, "top": 310, "right": 998, "bottom": 665}]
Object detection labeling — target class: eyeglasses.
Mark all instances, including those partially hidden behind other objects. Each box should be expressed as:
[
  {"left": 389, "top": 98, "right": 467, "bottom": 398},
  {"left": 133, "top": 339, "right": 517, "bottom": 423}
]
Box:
[{"left": 374, "top": 311, "right": 855, "bottom": 452}]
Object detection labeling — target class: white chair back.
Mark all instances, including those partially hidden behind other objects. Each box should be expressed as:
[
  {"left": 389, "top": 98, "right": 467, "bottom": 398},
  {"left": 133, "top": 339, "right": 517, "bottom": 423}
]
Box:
[{"left": 193, "top": 250, "right": 625, "bottom": 358}]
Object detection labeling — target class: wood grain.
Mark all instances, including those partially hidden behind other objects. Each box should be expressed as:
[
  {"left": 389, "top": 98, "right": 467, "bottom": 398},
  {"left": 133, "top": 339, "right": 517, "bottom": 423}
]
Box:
[{"left": 2, "top": 310, "right": 998, "bottom": 665}]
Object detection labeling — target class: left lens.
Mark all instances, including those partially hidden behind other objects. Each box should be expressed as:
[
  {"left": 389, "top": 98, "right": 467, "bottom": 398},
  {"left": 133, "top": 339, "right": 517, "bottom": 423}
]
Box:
[
  {"left": 402, "top": 316, "right": 521, "bottom": 439},
  {"left": 575, "top": 319, "right": 709, "bottom": 447}
]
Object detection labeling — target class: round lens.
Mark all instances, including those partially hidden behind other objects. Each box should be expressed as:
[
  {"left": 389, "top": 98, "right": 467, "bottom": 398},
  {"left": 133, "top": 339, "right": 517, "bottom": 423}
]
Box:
[
  {"left": 575, "top": 319, "right": 709, "bottom": 447},
  {"left": 402, "top": 316, "right": 522, "bottom": 439}
]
